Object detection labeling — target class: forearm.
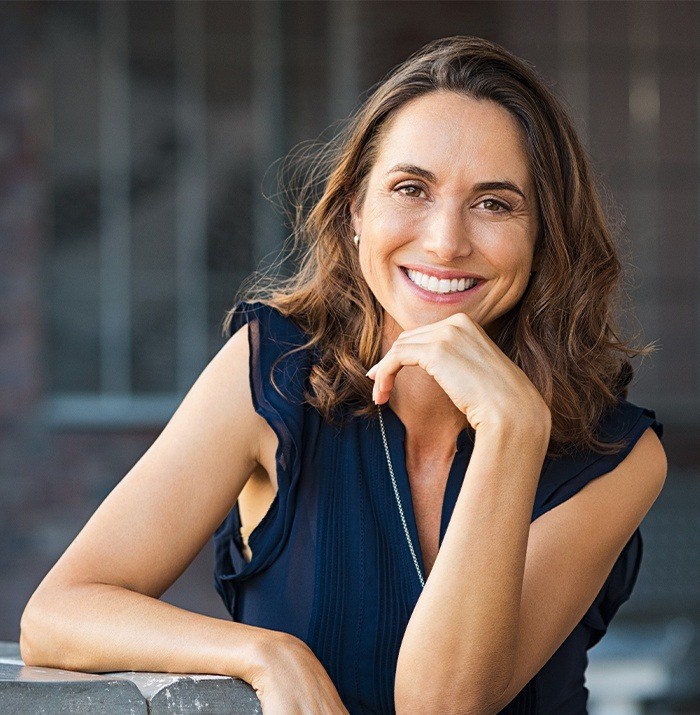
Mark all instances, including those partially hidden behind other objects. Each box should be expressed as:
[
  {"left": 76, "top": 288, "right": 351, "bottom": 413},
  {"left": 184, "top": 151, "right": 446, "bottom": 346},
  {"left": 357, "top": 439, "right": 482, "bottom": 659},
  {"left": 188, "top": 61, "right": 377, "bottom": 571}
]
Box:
[
  {"left": 20, "top": 581, "right": 273, "bottom": 683},
  {"left": 395, "top": 421, "right": 548, "bottom": 711}
]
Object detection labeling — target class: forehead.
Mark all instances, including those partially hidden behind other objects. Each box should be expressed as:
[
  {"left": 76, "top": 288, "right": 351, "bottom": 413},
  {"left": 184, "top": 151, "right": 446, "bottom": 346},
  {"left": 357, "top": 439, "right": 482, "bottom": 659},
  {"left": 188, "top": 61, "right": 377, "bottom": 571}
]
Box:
[{"left": 374, "top": 90, "right": 531, "bottom": 185}]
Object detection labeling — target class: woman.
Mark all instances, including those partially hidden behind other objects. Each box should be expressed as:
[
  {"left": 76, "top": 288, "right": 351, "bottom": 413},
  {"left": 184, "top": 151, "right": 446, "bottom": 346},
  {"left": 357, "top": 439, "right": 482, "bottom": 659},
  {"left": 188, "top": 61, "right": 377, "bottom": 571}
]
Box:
[{"left": 21, "top": 36, "right": 666, "bottom": 714}]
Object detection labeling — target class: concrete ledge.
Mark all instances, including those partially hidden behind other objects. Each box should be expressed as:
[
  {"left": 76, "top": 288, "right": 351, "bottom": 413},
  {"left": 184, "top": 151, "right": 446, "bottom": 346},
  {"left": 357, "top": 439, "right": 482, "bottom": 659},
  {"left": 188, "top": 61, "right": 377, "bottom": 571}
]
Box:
[{"left": 0, "top": 642, "right": 261, "bottom": 714}]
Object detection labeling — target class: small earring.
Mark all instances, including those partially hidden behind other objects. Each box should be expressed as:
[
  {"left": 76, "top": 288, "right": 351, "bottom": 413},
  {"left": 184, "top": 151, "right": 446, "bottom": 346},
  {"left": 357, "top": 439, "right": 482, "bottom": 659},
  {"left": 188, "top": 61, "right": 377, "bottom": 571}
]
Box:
[{"left": 353, "top": 234, "right": 360, "bottom": 247}]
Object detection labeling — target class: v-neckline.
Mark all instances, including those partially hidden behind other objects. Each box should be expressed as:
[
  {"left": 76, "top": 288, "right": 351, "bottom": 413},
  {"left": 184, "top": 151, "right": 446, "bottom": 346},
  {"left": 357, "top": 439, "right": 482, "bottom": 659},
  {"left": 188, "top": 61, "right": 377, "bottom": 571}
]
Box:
[{"left": 379, "top": 403, "right": 473, "bottom": 591}]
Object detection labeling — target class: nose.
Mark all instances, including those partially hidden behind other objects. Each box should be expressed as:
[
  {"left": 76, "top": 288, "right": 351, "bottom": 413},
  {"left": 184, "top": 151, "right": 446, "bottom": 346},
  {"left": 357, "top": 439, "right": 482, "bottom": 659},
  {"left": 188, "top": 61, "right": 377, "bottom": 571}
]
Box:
[{"left": 421, "top": 198, "right": 475, "bottom": 262}]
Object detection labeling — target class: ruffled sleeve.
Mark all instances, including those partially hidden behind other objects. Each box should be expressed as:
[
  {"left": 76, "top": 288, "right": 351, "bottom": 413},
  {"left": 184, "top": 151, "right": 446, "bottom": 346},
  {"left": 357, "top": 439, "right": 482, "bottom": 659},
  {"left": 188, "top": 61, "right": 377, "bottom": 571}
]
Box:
[
  {"left": 580, "top": 527, "right": 643, "bottom": 648},
  {"left": 213, "top": 300, "right": 314, "bottom": 614},
  {"left": 532, "top": 398, "right": 664, "bottom": 649}
]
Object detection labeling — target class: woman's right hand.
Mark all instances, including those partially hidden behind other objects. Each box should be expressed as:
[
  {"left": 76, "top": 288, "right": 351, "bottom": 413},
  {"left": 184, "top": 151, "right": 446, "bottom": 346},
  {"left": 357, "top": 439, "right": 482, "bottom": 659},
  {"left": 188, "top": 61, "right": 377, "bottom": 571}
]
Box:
[{"left": 246, "top": 631, "right": 350, "bottom": 714}]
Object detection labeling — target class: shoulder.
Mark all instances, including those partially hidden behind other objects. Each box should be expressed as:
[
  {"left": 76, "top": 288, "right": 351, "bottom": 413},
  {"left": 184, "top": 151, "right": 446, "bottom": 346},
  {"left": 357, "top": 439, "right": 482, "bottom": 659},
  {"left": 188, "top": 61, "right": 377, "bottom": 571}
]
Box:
[
  {"left": 581, "top": 423, "right": 666, "bottom": 529},
  {"left": 226, "top": 300, "right": 311, "bottom": 347},
  {"left": 216, "top": 318, "right": 269, "bottom": 470},
  {"left": 596, "top": 397, "right": 666, "bottom": 500},
  {"left": 534, "top": 397, "right": 666, "bottom": 522},
  {"left": 226, "top": 299, "right": 317, "bottom": 460},
  {"left": 597, "top": 396, "right": 664, "bottom": 444},
  {"left": 596, "top": 394, "right": 666, "bottom": 476},
  {"left": 628, "top": 423, "right": 666, "bottom": 489}
]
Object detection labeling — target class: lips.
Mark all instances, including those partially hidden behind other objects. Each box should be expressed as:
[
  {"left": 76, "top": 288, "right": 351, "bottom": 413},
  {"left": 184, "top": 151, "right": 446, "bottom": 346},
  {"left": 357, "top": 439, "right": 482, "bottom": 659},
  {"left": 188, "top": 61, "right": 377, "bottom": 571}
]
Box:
[
  {"left": 399, "top": 263, "right": 486, "bottom": 281},
  {"left": 398, "top": 266, "right": 485, "bottom": 304},
  {"left": 405, "top": 268, "right": 477, "bottom": 293}
]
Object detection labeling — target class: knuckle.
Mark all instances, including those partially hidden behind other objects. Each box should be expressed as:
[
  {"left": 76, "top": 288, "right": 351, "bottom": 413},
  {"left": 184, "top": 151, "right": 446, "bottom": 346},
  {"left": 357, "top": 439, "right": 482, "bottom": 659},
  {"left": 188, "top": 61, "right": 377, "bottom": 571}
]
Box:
[
  {"left": 449, "top": 311, "right": 471, "bottom": 327},
  {"left": 444, "top": 324, "right": 461, "bottom": 340}
]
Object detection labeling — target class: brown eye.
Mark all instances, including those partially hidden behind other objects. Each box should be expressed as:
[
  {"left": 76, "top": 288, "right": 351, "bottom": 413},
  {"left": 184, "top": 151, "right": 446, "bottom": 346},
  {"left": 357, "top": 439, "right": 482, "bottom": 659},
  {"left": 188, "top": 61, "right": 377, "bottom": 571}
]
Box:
[
  {"left": 480, "top": 198, "right": 510, "bottom": 212},
  {"left": 395, "top": 184, "right": 426, "bottom": 199}
]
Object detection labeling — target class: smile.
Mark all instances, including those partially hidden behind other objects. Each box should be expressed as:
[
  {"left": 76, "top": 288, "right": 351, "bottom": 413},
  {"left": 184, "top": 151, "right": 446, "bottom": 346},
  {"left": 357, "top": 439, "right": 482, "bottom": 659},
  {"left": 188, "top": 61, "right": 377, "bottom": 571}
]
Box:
[
  {"left": 406, "top": 268, "right": 478, "bottom": 294},
  {"left": 399, "top": 267, "right": 485, "bottom": 304}
]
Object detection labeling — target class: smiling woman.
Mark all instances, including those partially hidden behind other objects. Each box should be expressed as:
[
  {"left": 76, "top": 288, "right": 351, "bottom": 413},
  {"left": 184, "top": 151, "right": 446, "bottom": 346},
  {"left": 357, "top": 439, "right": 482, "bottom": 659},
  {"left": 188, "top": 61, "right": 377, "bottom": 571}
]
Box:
[
  {"left": 229, "top": 36, "right": 657, "bottom": 459},
  {"left": 350, "top": 89, "right": 538, "bottom": 372},
  {"left": 21, "top": 34, "right": 665, "bottom": 715},
  {"left": 213, "top": 35, "right": 664, "bottom": 713}
]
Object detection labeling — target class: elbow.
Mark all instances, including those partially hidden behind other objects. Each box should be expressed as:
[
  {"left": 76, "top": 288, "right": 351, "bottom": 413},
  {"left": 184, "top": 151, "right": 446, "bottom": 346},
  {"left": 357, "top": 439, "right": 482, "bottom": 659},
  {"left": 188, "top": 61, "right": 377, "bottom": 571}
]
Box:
[
  {"left": 19, "top": 586, "right": 74, "bottom": 669},
  {"left": 394, "top": 642, "right": 513, "bottom": 714},
  {"left": 395, "top": 676, "right": 510, "bottom": 715},
  {"left": 19, "top": 599, "right": 44, "bottom": 667},
  {"left": 395, "top": 694, "right": 500, "bottom": 715},
  {"left": 395, "top": 690, "right": 449, "bottom": 715}
]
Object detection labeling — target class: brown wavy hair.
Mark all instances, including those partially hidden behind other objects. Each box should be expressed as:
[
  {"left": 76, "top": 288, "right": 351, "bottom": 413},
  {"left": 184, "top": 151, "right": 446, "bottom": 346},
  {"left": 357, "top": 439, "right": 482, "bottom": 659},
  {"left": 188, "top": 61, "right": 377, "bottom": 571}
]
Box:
[{"left": 222, "top": 35, "right": 656, "bottom": 458}]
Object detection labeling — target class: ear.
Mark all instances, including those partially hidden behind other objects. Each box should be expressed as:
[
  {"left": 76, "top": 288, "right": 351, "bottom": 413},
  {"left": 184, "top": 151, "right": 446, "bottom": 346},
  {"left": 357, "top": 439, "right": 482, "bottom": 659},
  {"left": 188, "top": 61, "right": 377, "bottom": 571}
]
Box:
[{"left": 349, "top": 197, "right": 362, "bottom": 237}]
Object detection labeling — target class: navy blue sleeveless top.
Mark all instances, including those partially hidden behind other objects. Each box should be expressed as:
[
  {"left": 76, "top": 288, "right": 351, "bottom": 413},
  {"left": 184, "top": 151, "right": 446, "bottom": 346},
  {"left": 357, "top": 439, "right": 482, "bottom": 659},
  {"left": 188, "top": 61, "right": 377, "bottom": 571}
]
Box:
[{"left": 213, "top": 301, "right": 664, "bottom": 714}]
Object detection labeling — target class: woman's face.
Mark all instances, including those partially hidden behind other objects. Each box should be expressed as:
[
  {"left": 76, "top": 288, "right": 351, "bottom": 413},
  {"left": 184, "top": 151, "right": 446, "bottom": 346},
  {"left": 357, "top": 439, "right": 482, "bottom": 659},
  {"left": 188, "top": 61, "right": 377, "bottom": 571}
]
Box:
[{"left": 351, "top": 90, "right": 540, "bottom": 340}]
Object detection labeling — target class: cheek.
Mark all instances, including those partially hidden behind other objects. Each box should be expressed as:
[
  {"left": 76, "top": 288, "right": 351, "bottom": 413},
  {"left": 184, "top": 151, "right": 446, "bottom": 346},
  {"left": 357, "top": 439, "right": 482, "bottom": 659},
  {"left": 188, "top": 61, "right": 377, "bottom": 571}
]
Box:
[
  {"left": 363, "top": 245, "right": 397, "bottom": 293},
  {"left": 367, "top": 195, "right": 419, "bottom": 235},
  {"left": 484, "top": 230, "right": 533, "bottom": 272},
  {"left": 363, "top": 207, "right": 414, "bottom": 269},
  {"left": 379, "top": 216, "right": 401, "bottom": 246}
]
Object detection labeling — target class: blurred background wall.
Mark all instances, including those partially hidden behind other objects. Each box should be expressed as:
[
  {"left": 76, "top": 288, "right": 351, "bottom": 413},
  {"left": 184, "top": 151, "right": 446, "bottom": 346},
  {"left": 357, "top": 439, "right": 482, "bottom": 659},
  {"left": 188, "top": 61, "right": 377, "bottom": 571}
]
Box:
[{"left": 0, "top": 0, "right": 698, "bottom": 706}]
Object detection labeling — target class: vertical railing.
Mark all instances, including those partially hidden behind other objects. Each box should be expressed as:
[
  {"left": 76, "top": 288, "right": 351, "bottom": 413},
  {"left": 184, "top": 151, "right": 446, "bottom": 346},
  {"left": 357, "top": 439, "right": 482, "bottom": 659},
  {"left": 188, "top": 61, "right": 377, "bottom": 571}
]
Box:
[
  {"left": 250, "top": 0, "right": 286, "bottom": 273},
  {"left": 98, "top": 1, "right": 131, "bottom": 395},
  {"left": 327, "top": 0, "right": 361, "bottom": 121},
  {"left": 175, "top": 1, "right": 208, "bottom": 389}
]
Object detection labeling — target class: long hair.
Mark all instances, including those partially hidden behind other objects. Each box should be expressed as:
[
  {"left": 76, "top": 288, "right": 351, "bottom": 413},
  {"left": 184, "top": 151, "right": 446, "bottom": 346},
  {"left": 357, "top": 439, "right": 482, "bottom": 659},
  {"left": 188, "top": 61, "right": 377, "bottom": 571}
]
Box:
[{"left": 222, "top": 35, "right": 656, "bottom": 458}]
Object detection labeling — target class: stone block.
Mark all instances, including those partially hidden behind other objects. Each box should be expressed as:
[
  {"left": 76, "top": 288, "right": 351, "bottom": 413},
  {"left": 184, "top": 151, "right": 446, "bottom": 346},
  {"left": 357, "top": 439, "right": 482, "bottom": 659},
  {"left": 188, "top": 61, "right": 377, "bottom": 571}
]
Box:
[{"left": 0, "top": 641, "right": 262, "bottom": 714}]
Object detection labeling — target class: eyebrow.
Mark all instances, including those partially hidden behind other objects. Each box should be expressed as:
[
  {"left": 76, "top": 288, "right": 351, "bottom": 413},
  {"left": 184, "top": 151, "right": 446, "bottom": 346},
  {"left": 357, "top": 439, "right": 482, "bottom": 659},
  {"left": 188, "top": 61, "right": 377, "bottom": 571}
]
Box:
[{"left": 385, "top": 163, "right": 527, "bottom": 201}]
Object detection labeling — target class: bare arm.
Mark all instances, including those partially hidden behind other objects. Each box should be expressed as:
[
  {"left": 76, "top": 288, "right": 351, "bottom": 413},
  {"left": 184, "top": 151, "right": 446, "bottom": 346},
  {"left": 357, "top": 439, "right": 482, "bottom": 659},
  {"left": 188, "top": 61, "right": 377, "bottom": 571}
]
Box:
[
  {"left": 20, "top": 581, "right": 277, "bottom": 680},
  {"left": 395, "top": 419, "right": 548, "bottom": 713},
  {"left": 395, "top": 417, "right": 665, "bottom": 714},
  {"left": 20, "top": 322, "right": 281, "bottom": 682}
]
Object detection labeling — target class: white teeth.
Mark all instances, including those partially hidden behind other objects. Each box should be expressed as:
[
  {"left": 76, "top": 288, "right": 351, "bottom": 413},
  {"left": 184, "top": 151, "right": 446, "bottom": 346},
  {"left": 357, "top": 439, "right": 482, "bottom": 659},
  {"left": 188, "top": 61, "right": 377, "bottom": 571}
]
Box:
[{"left": 407, "top": 269, "right": 477, "bottom": 294}]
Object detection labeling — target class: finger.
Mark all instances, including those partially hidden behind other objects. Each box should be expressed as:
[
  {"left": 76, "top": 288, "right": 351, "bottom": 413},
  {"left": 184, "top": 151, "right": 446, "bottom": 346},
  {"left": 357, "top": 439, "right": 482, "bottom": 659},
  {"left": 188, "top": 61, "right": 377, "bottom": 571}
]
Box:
[
  {"left": 367, "top": 330, "right": 445, "bottom": 377},
  {"left": 367, "top": 330, "right": 447, "bottom": 381},
  {"left": 372, "top": 343, "right": 425, "bottom": 403},
  {"left": 394, "top": 311, "right": 474, "bottom": 341},
  {"left": 369, "top": 342, "right": 425, "bottom": 390}
]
